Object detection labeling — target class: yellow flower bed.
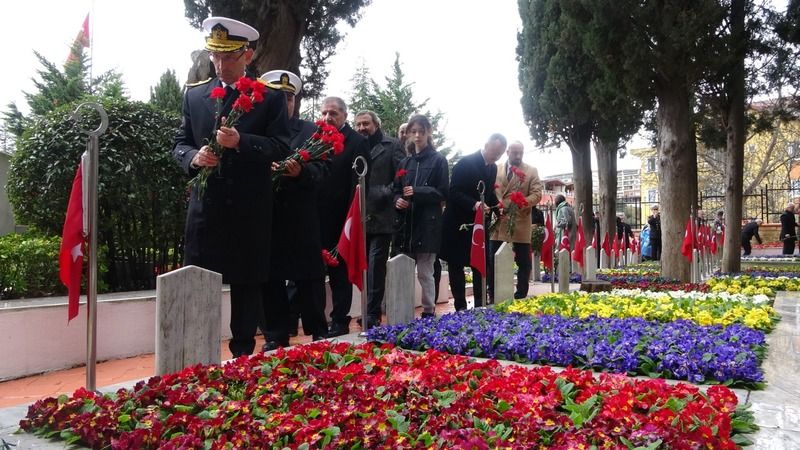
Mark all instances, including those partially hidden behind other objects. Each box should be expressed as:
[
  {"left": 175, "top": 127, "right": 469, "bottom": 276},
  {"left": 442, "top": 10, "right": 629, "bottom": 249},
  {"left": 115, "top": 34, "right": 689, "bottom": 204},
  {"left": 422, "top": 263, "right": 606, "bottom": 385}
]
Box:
[
  {"left": 707, "top": 275, "right": 800, "bottom": 297},
  {"left": 497, "top": 289, "right": 777, "bottom": 331}
]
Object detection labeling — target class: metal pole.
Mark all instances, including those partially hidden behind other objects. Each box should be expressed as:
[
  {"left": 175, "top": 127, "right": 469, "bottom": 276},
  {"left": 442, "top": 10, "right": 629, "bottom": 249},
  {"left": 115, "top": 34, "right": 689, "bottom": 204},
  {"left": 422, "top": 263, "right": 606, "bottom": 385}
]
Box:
[
  {"left": 353, "top": 156, "right": 369, "bottom": 334},
  {"left": 70, "top": 102, "right": 108, "bottom": 392},
  {"left": 477, "top": 180, "right": 488, "bottom": 307},
  {"left": 549, "top": 203, "right": 554, "bottom": 293}
]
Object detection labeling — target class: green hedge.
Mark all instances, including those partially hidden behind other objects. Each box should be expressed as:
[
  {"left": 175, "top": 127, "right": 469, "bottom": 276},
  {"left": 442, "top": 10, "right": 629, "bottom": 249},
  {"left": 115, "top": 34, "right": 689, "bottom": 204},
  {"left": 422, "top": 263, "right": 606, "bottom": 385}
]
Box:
[{"left": 0, "top": 232, "right": 108, "bottom": 299}]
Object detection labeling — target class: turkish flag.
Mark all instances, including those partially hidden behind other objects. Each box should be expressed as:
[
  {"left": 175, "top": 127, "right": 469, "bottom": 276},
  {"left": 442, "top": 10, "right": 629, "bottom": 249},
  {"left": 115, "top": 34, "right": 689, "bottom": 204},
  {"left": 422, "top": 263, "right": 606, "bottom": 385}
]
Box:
[
  {"left": 629, "top": 237, "right": 638, "bottom": 254},
  {"left": 337, "top": 185, "right": 367, "bottom": 290},
  {"left": 541, "top": 213, "right": 555, "bottom": 271},
  {"left": 559, "top": 232, "right": 570, "bottom": 252},
  {"left": 571, "top": 217, "right": 585, "bottom": 268},
  {"left": 601, "top": 231, "right": 611, "bottom": 257},
  {"left": 67, "top": 13, "right": 90, "bottom": 63},
  {"left": 680, "top": 216, "right": 695, "bottom": 262},
  {"left": 60, "top": 163, "right": 85, "bottom": 322},
  {"left": 590, "top": 227, "right": 597, "bottom": 249},
  {"left": 470, "top": 206, "right": 486, "bottom": 277},
  {"left": 612, "top": 235, "right": 620, "bottom": 259},
  {"left": 710, "top": 228, "right": 718, "bottom": 255}
]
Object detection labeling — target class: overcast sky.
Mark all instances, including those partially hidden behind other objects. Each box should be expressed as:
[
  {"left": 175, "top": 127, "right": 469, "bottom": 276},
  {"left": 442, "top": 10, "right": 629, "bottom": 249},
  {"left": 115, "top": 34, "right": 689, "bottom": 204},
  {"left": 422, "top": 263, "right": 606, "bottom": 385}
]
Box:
[{"left": 1, "top": 0, "right": 654, "bottom": 176}]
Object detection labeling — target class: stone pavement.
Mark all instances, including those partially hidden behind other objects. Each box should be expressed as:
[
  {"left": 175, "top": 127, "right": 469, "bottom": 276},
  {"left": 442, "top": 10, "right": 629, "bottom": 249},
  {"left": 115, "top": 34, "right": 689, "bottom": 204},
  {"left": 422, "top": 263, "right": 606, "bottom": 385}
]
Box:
[{"left": 1, "top": 284, "right": 798, "bottom": 448}]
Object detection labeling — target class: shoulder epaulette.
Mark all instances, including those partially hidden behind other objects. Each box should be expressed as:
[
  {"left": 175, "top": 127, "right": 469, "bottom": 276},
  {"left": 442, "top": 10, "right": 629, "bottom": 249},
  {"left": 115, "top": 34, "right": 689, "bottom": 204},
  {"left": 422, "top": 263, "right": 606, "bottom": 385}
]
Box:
[{"left": 185, "top": 78, "right": 212, "bottom": 88}]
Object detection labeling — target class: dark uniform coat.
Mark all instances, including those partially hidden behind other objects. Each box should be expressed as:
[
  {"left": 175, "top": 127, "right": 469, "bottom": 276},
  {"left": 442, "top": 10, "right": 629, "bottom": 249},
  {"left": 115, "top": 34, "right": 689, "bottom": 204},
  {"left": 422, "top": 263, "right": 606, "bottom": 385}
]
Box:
[
  {"left": 173, "top": 78, "right": 290, "bottom": 284},
  {"left": 440, "top": 150, "right": 499, "bottom": 267},
  {"left": 317, "top": 123, "right": 370, "bottom": 248},
  {"left": 270, "top": 118, "right": 329, "bottom": 281},
  {"left": 393, "top": 145, "right": 449, "bottom": 254},
  {"left": 366, "top": 131, "right": 405, "bottom": 235}
]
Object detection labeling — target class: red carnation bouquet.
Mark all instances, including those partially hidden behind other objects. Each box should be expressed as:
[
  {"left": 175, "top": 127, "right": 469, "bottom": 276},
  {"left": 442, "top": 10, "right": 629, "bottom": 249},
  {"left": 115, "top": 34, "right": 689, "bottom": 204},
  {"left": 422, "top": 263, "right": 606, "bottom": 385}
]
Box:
[
  {"left": 193, "top": 76, "right": 267, "bottom": 197},
  {"left": 272, "top": 120, "right": 345, "bottom": 187},
  {"left": 502, "top": 191, "right": 530, "bottom": 237}
]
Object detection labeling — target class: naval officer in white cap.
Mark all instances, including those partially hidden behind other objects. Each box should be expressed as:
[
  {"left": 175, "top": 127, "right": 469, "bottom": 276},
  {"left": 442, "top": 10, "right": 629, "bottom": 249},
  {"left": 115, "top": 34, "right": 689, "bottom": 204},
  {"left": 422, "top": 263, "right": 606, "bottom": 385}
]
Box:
[
  {"left": 172, "top": 17, "right": 291, "bottom": 357},
  {"left": 258, "top": 70, "right": 330, "bottom": 349}
]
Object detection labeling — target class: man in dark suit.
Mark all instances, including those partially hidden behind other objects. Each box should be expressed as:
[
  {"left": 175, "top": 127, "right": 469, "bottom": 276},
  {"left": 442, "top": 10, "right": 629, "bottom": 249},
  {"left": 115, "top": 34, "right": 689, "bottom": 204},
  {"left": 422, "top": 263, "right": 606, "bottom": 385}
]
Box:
[
  {"left": 355, "top": 110, "right": 404, "bottom": 329},
  {"left": 172, "top": 17, "right": 290, "bottom": 357},
  {"left": 440, "top": 134, "right": 506, "bottom": 310},
  {"left": 741, "top": 218, "right": 763, "bottom": 256},
  {"left": 317, "top": 97, "right": 371, "bottom": 337},
  {"left": 259, "top": 70, "right": 329, "bottom": 350},
  {"left": 780, "top": 203, "right": 797, "bottom": 255}
]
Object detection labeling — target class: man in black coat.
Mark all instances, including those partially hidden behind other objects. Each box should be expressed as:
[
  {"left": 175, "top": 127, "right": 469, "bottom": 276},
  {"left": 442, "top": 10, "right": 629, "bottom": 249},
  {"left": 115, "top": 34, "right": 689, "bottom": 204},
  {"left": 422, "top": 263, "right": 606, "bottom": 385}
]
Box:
[
  {"left": 741, "top": 218, "right": 763, "bottom": 256},
  {"left": 647, "top": 205, "right": 662, "bottom": 261},
  {"left": 172, "top": 17, "right": 290, "bottom": 357},
  {"left": 355, "top": 110, "right": 404, "bottom": 328},
  {"left": 317, "top": 97, "right": 371, "bottom": 337},
  {"left": 259, "top": 70, "right": 330, "bottom": 350},
  {"left": 779, "top": 203, "right": 797, "bottom": 255},
  {"left": 440, "top": 134, "right": 506, "bottom": 310}
]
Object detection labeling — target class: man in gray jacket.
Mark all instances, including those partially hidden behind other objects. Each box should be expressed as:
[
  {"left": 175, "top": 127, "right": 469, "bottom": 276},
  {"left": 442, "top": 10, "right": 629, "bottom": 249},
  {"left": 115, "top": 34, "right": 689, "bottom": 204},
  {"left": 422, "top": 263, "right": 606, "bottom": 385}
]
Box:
[{"left": 355, "top": 110, "right": 405, "bottom": 328}]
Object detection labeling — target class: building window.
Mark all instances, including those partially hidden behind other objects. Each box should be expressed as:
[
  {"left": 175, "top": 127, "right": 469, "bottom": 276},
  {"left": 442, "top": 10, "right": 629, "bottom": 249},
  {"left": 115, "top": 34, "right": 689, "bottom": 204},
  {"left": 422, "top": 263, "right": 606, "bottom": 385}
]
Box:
[
  {"left": 648, "top": 189, "right": 658, "bottom": 202},
  {"left": 646, "top": 157, "right": 657, "bottom": 173}
]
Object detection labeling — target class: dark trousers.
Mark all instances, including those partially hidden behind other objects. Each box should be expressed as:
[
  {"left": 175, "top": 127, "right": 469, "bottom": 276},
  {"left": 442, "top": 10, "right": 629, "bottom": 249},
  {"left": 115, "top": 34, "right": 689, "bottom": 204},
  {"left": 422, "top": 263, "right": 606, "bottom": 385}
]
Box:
[
  {"left": 783, "top": 238, "right": 796, "bottom": 255},
  {"left": 433, "top": 258, "right": 442, "bottom": 302},
  {"left": 651, "top": 239, "right": 662, "bottom": 260},
  {"left": 450, "top": 265, "right": 486, "bottom": 311},
  {"left": 487, "top": 241, "right": 532, "bottom": 300},
  {"left": 328, "top": 262, "right": 353, "bottom": 326},
  {"left": 228, "top": 283, "right": 267, "bottom": 357},
  {"left": 367, "top": 233, "right": 391, "bottom": 321},
  {"left": 288, "top": 279, "right": 328, "bottom": 337},
  {"left": 263, "top": 279, "right": 291, "bottom": 346},
  {"left": 742, "top": 237, "right": 752, "bottom": 255}
]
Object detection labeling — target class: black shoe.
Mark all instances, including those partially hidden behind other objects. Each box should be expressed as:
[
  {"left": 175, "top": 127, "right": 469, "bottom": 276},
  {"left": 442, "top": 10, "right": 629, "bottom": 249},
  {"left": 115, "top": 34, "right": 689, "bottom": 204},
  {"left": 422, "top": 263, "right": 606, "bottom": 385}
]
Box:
[
  {"left": 261, "top": 340, "right": 289, "bottom": 352},
  {"left": 326, "top": 322, "right": 350, "bottom": 338},
  {"left": 421, "top": 312, "right": 435, "bottom": 319},
  {"left": 312, "top": 334, "right": 327, "bottom": 342},
  {"left": 362, "top": 315, "right": 381, "bottom": 329}
]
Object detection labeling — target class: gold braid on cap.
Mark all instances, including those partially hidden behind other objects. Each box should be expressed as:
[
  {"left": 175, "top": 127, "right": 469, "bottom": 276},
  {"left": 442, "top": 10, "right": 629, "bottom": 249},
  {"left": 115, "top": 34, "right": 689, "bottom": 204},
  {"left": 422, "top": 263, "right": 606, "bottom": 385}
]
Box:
[{"left": 205, "top": 24, "right": 248, "bottom": 53}]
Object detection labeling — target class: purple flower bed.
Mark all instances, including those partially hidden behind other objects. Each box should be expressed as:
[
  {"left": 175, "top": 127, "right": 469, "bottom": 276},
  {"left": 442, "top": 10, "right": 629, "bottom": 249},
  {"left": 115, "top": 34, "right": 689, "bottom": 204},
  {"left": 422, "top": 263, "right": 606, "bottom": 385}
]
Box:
[
  {"left": 367, "top": 309, "right": 766, "bottom": 387},
  {"left": 596, "top": 274, "right": 679, "bottom": 284},
  {"left": 541, "top": 272, "right": 582, "bottom": 282}
]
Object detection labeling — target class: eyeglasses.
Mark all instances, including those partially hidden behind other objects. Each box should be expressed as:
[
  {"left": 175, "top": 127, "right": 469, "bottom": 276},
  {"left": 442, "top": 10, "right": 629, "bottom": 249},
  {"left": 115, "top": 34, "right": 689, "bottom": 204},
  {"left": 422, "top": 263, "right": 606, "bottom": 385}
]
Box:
[{"left": 209, "top": 50, "right": 246, "bottom": 63}]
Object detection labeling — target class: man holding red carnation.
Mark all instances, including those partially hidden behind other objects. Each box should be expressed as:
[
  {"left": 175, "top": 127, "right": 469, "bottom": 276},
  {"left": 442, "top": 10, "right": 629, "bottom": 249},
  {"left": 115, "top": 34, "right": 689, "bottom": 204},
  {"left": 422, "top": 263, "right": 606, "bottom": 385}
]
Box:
[
  {"left": 172, "top": 17, "right": 290, "bottom": 357},
  {"left": 354, "top": 110, "right": 405, "bottom": 328},
  {"left": 489, "top": 141, "right": 542, "bottom": 299},
  {"left": 316, "top": 97, "right": 371, "bottom": 337}
]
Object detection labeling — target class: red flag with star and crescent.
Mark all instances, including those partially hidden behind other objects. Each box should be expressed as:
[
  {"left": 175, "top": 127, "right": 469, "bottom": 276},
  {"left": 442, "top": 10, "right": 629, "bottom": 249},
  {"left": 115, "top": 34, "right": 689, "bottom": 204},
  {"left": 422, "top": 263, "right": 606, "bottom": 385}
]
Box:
[
  {"left": 601, "top": 231, "right": 611, "bottom": 257},
  {"left": 571, "top": 217, "right": 585, "bottom": 268},
  {"left": 337, "top": 185, "right": 367, "bottom": 290},
  {"left": 541, "top": 213, "right": 555, "bottom": 271},
  {"left": 67, "top": 13, "right": 90, "bottom": 63},
  {"left": 59, "top": 162, "right": 85, "bottom": 322},
  {"left": 470, "top": 206, "right": 486, "bottom": 277},
  {"left": 680, "top": 216, "right": 695, "bottom": 262}
]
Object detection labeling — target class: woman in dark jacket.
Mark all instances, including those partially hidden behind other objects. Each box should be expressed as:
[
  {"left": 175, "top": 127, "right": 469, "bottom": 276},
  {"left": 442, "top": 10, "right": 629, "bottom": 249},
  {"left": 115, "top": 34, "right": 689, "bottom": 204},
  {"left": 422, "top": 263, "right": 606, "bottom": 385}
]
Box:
[{"left": 393, "top": 115, "right": 449, "bottom": 318}]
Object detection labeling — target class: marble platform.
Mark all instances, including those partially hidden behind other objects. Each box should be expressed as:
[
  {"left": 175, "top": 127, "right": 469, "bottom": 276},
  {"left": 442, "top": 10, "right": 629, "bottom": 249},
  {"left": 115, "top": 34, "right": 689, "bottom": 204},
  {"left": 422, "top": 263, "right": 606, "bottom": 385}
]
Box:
[{"left": 2, "top": 292, "right": 799, "bottom": 449}]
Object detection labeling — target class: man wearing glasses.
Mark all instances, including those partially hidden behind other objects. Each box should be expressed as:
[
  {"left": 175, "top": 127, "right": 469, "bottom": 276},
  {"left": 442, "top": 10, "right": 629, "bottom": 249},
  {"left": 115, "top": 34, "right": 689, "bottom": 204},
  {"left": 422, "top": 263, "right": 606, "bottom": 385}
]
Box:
[{"left": 173, "top": 17, "right": 290, "bottom": 357}]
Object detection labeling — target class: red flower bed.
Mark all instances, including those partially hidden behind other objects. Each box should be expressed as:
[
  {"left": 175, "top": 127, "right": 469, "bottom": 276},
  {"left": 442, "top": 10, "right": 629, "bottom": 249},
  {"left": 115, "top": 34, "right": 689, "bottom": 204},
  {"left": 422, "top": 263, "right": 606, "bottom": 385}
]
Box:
[{"left": 20, "top": 342, "right": 755, "bottom": 449}]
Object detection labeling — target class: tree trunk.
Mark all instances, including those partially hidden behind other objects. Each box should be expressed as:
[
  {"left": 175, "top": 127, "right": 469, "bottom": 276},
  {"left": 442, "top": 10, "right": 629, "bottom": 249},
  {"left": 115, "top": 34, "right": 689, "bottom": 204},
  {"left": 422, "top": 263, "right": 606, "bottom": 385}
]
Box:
[
  {"left": 567, "top": 123, "right": 594, "bottom": 240},
  {"left": 656, "top": 80, "right": 698, "bottom": 281},
  {"left": 595, "top": 137, "right": 618, "bottom": 247},
  {"left": 722, "top": 0, "right": 746, "bottom": 274}
]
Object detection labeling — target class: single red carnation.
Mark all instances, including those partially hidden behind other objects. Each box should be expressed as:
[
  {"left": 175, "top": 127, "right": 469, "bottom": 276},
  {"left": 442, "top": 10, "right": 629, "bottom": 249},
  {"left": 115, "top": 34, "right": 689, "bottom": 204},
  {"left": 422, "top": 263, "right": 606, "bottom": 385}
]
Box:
[
  {"left": 235, "top": 76, "right": 253, "bottom": 93},
  {"left": 210, "top": 87, "right": 226, "bottom": 99},
  {"left": 233, "top": 95, "right": 253, "bottom": 112},
  {"left": 396, "top": 169, "right": 408, "bottom": 178},
  {"left": 509, "top": 191, "right": 529, "bottom": 208},
  {"left": 299, "top": 150, "right": 311, "bottom": 161},
  {"left": 333, "top": 141, "right": 344, "bottom": 154},
  {"left": 252, "top": 90, "right": 264, "bottom": 103}
]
